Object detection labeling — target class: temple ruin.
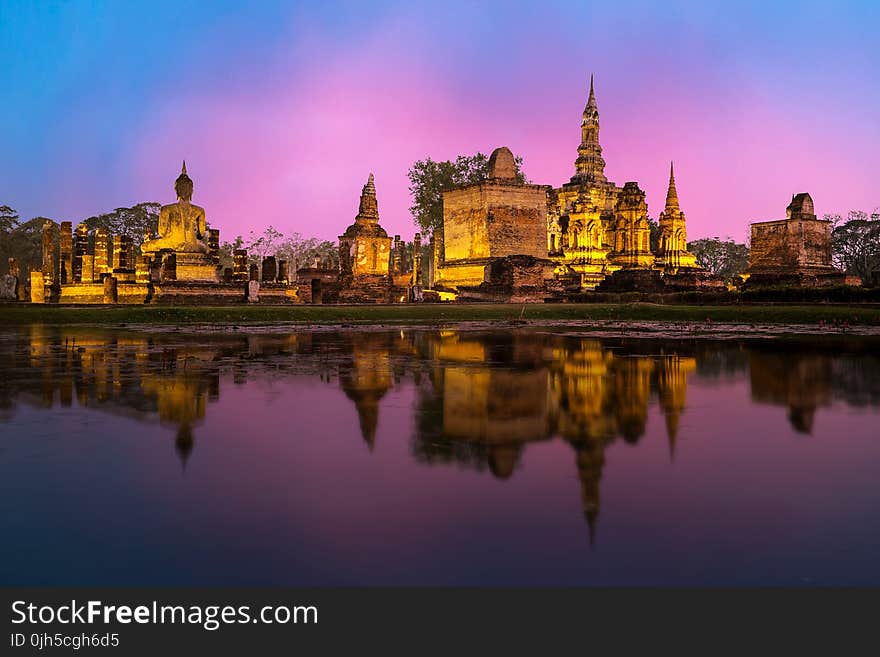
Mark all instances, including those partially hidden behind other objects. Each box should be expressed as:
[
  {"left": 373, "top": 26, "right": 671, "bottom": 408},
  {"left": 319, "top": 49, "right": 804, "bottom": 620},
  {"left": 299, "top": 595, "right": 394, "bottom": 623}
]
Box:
[
  {"left": 745, "top": 193, "right": 851, "bottom": 288},
  {"left": 28, "top": 162, "right": 298, "bottom": 305},
  {"left": 432, "top": 147, "right": 559, "bottom": 302}
]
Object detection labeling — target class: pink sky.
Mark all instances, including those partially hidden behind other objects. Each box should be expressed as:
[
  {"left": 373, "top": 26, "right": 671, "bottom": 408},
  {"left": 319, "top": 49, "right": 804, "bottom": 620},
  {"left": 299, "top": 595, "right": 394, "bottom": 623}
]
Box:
[{"left": 4, "top": 2, "right": 877, "bottom": 244}]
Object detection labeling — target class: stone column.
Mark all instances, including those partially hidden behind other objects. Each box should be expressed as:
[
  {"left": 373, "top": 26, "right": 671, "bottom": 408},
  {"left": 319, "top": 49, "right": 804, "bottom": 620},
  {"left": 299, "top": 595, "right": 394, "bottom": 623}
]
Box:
[
  {"left": 277, "top": 260, "right": 289, "bottom": 284},
  {"left": 81, "top": 255, "right": 95, "bottom": 285},
  {"left": 113, "top": 235, "right": 133, "bottom": 271},
  {"left": 207, "top": 229, "right": 220, "bottom": 265},
  {"left": 261, "top": 256, "right": 277, "bottom": 283},
  {"left": 233, "top": 249, "right": 248, "bottom": 282},
  {"left": 94, "top": 229, "right": 109, "bottom": 278},
  {"left": 247, "top": 280, "right": 260, "bottom": 303},
  {"left": 432, "top": 228, "right": 443, "bottom": 285},
  {"left": 5, "top": 258, "right": 22, "bottom": 301},
  {"left": 135, "top": 255, "right": 151, "bottom": 283},
  {"left": 59, "top": 221, "right": 73, "bottom": 284},
  {"left": 427, "top": 234, "right": 435, "bottom": 287},
  {"left": 103, "top": 276, "right": 118, "bottom": 304},
  {"left": 249, "top": 263, "right": 259, "bottom": 281},
  {"left": 393, "top": 235, "right": 402, "bottom": 274},
  {"left": 413, "top": 232, "right": 422, "bottom": 286},
  {"left": 30, "top": 271, "right": 46, "bottom": 303},
  {"left": 73, "top": 224, "right": 88, "bottom": 282},
  {"left": 41, "top": 221, "right": 56, "bottom": 286}
]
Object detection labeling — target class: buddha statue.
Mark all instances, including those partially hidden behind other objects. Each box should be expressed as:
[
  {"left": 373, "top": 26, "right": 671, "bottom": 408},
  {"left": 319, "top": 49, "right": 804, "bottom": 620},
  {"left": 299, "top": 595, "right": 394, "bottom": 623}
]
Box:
[{"left": 142, "top": 161, "right": 209, "bottom": 255}]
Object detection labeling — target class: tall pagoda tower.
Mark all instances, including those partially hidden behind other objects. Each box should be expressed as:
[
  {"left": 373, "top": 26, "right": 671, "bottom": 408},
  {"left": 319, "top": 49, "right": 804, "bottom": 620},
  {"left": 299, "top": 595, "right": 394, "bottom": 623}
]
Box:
[
  {"left": 547, "top": 75, "right": 623, "bottom": 289},
  {"left": 573, "top": 75, "right": 607, "bottom": 184},
  {"left": 657, "top": 162, "right": 697, "bottom": 272}
]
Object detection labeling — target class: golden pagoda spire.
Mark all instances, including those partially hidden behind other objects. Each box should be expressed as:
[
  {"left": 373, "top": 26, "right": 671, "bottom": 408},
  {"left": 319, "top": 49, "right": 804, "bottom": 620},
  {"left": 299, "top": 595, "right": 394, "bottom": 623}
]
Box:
[
  {"left": 665, "top": 161, "right": 679, "bottom": 211},
  {"left": 356, "top": 172, "right": 379, "bottom": 221},
  {"left": 181, "top": 159, "right": 187, "bottom": 176},
  {"left": 586, "top": 73, "right": 597, "bottom": 111},
  {"left": 574, "top": 73, "right": 607, "bottom": 183}
]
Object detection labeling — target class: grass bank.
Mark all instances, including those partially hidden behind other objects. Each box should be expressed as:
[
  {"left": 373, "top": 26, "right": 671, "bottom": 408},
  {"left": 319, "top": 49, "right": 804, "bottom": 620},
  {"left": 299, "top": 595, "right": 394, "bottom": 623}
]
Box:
[{"left": 2, "top": 302, "right": 880, "bottom": 326}]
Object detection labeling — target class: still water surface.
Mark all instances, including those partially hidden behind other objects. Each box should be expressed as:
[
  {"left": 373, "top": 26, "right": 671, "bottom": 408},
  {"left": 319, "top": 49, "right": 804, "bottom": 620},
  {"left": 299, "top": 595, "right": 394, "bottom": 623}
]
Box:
[{"left": 1, "top": 325, "right": 879, "bottom": 586}]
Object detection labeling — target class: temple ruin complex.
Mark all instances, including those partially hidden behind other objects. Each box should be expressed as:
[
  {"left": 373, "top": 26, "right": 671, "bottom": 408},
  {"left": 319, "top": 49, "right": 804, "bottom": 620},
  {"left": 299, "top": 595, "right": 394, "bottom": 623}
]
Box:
[{"left": 12, "top": 74, "right": 864, "bottom": 306}]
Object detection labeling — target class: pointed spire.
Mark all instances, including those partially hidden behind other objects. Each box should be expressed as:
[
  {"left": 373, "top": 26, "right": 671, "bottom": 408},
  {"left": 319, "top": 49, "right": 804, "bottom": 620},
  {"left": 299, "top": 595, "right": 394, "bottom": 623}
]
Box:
[
  {"left": 181, "top": 159, "right": 187, "bottom": 176},
  {"left": 665, "top": 411, "right": 680, "bottom": 462},
  {"left": 586, "top": 508, "right": 598, "bottom": 550},
  {"left": 356, "top": 172, "right": 379, "bottom": 220},
  {"left": 586, "top": 73, "right": 597, "bottom": 111},
  {"left": 665, "top": 160, "right": 680, "bottom": 211}
]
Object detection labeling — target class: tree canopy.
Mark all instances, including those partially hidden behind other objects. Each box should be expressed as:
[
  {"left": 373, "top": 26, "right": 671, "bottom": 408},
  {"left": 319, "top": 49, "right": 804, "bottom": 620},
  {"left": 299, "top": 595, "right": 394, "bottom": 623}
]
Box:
[
  {"left": 828, "top": 210, "right": 880, "bottom": 285},
  {"left": 82, "top": 202, "right": 161, "bottom": 246},
  {"left": 688, "top": 237, "right": 750, "bottom": 282},
  {"left": 407, "top": 152, "right": 525, "bottom": 235}
]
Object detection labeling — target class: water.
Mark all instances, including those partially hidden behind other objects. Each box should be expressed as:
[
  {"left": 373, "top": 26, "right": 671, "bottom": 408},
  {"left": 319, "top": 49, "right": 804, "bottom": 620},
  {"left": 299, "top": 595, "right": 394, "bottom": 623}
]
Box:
[{"left": 1, "top": 324, "right": 879, "bottom": 586}]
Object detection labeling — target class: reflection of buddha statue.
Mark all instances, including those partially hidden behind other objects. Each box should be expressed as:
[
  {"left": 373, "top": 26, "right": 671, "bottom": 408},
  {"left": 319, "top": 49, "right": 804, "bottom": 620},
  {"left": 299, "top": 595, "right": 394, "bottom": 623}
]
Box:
[{"left": 142, "top": 161, "right": 209, "bottom": 255}]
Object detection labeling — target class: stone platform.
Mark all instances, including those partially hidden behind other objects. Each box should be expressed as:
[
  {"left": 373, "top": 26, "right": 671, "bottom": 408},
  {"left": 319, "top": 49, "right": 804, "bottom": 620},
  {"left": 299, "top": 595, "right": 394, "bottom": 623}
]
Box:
[
  {"left": 595, "top": 268, "right": 666, "bottom": 293},
  {"left": 744, "top": 268, "right": 854, "bottom": 289}
]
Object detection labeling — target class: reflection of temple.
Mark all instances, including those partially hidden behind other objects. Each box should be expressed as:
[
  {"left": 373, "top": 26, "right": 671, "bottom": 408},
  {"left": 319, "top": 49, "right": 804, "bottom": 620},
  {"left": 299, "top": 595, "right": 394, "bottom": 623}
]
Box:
[
  {"left": 3, "top": 327, "right": 878, "bottom": 542},
  {"left": 411, "top": 333, "right": 699, "bottom": 544},
  {"left": 749, "top": 348, "right": 833, "bottom": 434},
  {"left": 338, "top": 333, "right": 396, "bottom": 449},
  {"left": 656, "top": 355, "right": 697, "bottom": 457},
  {"left": 5, "top": 327, "right": 228, "bottom": 467}
]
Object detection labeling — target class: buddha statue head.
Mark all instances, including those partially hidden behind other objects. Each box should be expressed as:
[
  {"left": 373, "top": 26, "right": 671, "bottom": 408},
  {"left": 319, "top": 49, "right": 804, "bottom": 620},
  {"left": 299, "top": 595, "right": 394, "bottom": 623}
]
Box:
[{"left": 175, "top": 160, "right": 194, "bottom": 202}]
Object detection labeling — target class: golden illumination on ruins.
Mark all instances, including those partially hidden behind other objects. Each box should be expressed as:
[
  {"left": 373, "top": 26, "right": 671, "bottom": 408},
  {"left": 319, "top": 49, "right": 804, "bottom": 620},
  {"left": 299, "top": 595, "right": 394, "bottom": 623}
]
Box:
[
  {"left": 15, "top": 72, "right": 854, "bottom": 306},
  {"left": 141, "top": 160, "right": 217, "bottom": 282}
]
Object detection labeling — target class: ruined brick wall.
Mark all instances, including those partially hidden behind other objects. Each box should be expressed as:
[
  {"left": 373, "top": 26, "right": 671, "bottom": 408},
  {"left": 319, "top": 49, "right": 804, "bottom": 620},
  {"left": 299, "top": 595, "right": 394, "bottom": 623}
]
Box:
[
  {"left": 442, "top": 183, "right": 548, "bottom": 262},
  {"left": 750, "top": 218, "right": 833, "bottom": 271},
  {"left": 750, "top": 221, "right": 794, "bottom": 269},
  {"left": 339, "top": 235, "right": 392, "bottom": 277},
  {"left": 794, "top": 218, "right": 832, "bottom": 268}
]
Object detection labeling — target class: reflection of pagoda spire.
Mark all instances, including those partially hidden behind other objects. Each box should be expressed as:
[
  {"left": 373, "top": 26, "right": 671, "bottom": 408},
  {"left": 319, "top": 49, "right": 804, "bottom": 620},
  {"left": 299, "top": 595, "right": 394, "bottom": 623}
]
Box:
[
  {"left": 665, "top": 411, "right": 680, "bottom": 461},
  {"left": 787, "top": 405, "right": 815, "bottom": 434},
  {"left": 355, "top": 397, "right": 379, "bottom": 450},
  {"left": 175, "top": 423, "right": 194, "bottom": 471},
  {"left": 488, "top": 445, "right": 520, "bottom": 480},
  {"left": 338, "top": 338, "right": 394, "bottom": 451},
  {"left": 656, "top": 356, "right": 695, "bottom": 462},
  {"left": 574, "top": 441, "right": 606, "bottom": 549}
]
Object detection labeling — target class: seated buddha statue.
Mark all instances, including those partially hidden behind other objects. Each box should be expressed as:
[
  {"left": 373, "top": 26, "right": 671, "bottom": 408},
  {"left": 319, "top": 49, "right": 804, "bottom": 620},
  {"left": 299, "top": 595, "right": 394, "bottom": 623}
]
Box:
[{"left": 142, "top": 161, "right": 209, "bottom": 255}]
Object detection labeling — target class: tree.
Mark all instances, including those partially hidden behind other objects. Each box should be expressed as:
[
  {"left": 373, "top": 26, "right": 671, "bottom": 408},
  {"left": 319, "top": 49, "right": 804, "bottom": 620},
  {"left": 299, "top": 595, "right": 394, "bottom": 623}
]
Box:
[
  {"left": 275, "top": 233, "right": 339, "bottom": 271},
  {"left": 828, "top": 209, "right": 880, "bottom": 285},
  {"left": 82, "top": 202, "right": 161, "bottom": 246},
  {"left": 407, "top": 152, "right": 526, "bottom": 235},
  {"left": 245, "top": 226, "right": 284, "bottom": 267},
  {"left": 0, "top": 205, "right": 19, "bottom": 234},
  {"left": 0, "top": 205, "right": 21, "bottom": 274},
  {"left": 1, "top": 217, "right": 54, "bottom": 278},
  {"left": 688, "top": 237, "right": 750, "bottom": 281},
  {"left": 218, "top": 234, "right": 245, "bottom": 270}
]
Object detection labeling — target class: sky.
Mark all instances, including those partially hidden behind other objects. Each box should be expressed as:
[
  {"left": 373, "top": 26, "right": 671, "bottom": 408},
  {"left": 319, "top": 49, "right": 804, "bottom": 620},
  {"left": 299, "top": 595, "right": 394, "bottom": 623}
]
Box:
[{"left": 0, "top": 0, "right": 877, "bottom": 243}]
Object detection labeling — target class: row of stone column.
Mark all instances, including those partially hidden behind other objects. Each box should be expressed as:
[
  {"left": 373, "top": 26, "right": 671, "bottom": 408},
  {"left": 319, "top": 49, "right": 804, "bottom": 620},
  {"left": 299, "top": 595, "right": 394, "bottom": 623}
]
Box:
[
  {"left": 43, "top": 221, "right": 140, "bottom": 286},
  {"left": 390, "top": 232, "right": 423, "bottom": 286}
]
